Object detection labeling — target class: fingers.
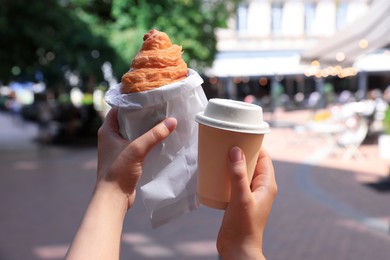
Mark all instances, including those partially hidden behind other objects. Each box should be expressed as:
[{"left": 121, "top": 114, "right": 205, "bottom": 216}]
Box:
[
  {"left": 227, "top": 147, "right": 277, "bottom": 207},
  {"left": 252, "top": 148, "right": 278, "bottom": 201},
  {"left": 100, "top": 108, "right": 119, "bottom": 132},
  {"left": 98, "top": 108, "right": 123, "bottom": 144},
  {"left": 98, "top": 117, "right": 177, "bottom": 199},
  {"left": 106, "top": 117, "right": 177, "bottom": 187},
  {"left": 227, "top": 147, "right": 252, "bottom": 204},
  {"left": 257, "top": 148, "right": 274, "bottom": 174}
]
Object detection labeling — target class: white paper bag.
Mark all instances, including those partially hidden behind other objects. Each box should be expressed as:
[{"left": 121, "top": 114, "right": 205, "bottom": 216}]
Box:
[{"left": 104, "top": 69, "right": 208, "bottom": 228}]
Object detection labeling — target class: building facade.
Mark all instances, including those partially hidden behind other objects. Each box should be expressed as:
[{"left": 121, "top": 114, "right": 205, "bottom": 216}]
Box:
[{"left": 206, "top": 0, "right": 389, "bottom": 108}]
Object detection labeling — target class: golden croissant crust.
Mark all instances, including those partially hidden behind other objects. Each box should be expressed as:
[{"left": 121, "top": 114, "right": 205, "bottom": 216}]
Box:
[{"left": 121, "top": 29, "right": 188, "bottom": 94}]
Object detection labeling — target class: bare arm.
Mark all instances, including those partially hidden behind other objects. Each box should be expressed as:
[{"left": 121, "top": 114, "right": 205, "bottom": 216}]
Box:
[{"left": 65, "top": 108, "right": 177, "bottom": 259}]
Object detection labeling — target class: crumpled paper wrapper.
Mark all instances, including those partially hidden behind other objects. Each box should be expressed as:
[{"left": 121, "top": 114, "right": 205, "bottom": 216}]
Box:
[{"left": 105, "top": 69, "right": 208, "bottom": 228}]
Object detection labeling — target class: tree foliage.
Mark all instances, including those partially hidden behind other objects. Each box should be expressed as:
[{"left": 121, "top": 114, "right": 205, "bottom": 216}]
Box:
[
  {"left": 0, "top": 0, "right": 240, "bottom": 89},
  {"left": 110, "top": 0, "right": 239, "bottom": 72},
  {"left": 0, "top": 0, "right": 119, "bottom": 89}
]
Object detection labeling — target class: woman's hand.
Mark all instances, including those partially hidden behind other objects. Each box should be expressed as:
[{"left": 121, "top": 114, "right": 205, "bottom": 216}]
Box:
[
  {"left": 96, "top": 108, "right": 177, "bottom": 210},
  {"left": 217, "top": 147, "right": 277, "bottom": 260}
]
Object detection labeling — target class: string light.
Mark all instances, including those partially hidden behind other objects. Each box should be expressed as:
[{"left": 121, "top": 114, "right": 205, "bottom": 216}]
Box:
[
  {"left": 359, "top": 38, "right": 368, "bottom": 49},
  {"left": 336, "top": 52, "right": 345, "bottom": 62},
  {"left": 258, "top": 77, "right": 268, "bottom": 86},
  {"left": 311, "top": 60, "right": 320, "bottom": 67}
]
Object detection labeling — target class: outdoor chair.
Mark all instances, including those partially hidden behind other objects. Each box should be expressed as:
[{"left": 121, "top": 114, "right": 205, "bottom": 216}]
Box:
[{"left": 335, "top": 118, "right": 368, "bottom": 160}]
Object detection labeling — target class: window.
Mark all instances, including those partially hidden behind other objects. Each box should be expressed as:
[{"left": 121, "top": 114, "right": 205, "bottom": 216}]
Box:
[
  {"left": 304, "top": 2, "right": 317, "bottom": 35},
  {"left": 271, "top": 2, "right": 283, "bottom": 35},
  {"left": 336, "top": 1, "right": 348, "bottom": 29},
  {"left": 236, "top": 3, "right": 249, "bottom": 33}
]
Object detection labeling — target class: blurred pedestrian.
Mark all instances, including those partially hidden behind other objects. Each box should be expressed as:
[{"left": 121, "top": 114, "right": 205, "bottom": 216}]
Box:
[
  {"left": 384, "top": 85, "right": 390, "bottom": 104},
  {"left": 35, "top": 93, "right": 53, "bottom": 144},
  {"left": 65, "top": 108, "right": 277, "bottom": 259},
  {"left": 5, "top": 90, "right": 22, "bottom": 124}
]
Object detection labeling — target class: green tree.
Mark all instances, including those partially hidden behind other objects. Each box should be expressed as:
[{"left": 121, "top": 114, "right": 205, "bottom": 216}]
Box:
[
  {"left": 110, "top": 0, "right": 240, "bottom": 74},
  {"left": 0, "top": 0, "right": 120, "bottom": 89},
  {"left": 0, "top": 0, "right": 241, "bottom": 88}
]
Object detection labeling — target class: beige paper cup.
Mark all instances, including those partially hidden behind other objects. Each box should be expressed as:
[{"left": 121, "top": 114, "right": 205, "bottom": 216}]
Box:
[{"left": 195, "top": 99, "right": 270, "bottom": 210}]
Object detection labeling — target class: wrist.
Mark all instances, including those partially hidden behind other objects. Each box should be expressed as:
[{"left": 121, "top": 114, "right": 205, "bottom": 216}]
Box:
[
  {"left": 93, "top": 182, "right": 129, "bottom": 216},
  {"left": 66, "top": 182, "right": 128, "bottom": 259},
  {"left": 220, "top": 251, "right": 265, "bottom": 260},
  {"left": 219, "top": 244, "right": 264, "bottom": 260}
]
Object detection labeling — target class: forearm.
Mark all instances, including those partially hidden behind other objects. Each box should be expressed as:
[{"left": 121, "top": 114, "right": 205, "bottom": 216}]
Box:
[
  {"left": 218, "top": 235, "right": 265, "bottom": 260},
  {"left": 220, "top": 247, "right": 265, "bottom": 260},
  {"left": 65, "top": 186, "right": 128, "bottom": 260}
]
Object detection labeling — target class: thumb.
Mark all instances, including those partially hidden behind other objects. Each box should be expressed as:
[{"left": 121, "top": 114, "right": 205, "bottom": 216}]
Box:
[
  {"left": 123, "top": 117, "right": 177, "bottom": 162},
  {"left": 228, "top": 147, "right": 252, "bottom": 204},
  {"left": 109, "top": 117, "right": 177, "bottom": 179}
]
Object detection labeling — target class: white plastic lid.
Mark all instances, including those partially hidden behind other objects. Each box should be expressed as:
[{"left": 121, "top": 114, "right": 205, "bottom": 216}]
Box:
[{"left": 195, "top": 98, "right": 270, "bottom": 134}]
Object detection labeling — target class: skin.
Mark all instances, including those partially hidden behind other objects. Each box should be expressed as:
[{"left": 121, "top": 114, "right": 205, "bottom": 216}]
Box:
[
  {"left": 65, "top": 108, "right": 177, "bottom": 259},
  {"left": 217, "top": 147, "right": 277, "bottom": 260},
  {"left": 65, "top": 108, "right": 277, "bottom": 260}
]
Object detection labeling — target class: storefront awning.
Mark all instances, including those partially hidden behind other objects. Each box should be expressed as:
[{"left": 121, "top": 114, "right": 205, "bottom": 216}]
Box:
[
  {"left": 206, "top": 52, "right": 307, "bottom": 77},
  {"left": 301, "top": 0, "right": 390, "bottom": 67},
  {"left": 354, "top": 49, "right": 390, "bottom": 72}
]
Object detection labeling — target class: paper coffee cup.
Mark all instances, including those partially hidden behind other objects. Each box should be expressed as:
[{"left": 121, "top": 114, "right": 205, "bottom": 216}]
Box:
[{"left": 195, "top": 98, "right": 270, "bottom": 209}]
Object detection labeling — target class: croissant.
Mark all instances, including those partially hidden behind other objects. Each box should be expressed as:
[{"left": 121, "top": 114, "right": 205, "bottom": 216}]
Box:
[{"left": 121, "top": 29, "right": 188, "bottom": 94}]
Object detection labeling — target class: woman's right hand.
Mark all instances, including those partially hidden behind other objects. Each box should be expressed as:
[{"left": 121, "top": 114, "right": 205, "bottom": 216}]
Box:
[{"left": 217, "top": 147, "right": 277, "bottom": 260}]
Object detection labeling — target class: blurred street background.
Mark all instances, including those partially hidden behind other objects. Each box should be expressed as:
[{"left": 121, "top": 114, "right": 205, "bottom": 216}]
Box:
[{"left": 1, "top": 0, "right": 390, "bottom": 259}]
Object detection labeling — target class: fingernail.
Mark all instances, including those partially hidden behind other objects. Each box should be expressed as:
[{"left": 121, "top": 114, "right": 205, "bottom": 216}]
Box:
[
  {"left": 164, "top": 118, "right": 177, "bottom": 131},
  {"left": 230, "top": 147, "right": 243, "bottom": 162}
]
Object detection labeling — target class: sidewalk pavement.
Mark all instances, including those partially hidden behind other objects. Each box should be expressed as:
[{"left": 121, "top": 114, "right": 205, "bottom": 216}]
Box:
[
  {"left": 0, "top": 112, "right": 38, "bottom": 151},
  {"left": 263, "top": 109, "right": 390, "bottom": 183}
]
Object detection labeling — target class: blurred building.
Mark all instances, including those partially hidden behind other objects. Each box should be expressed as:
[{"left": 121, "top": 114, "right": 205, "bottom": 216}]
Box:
[{"left": 206, "top": 0, "right": 390, "bottom": 107}]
